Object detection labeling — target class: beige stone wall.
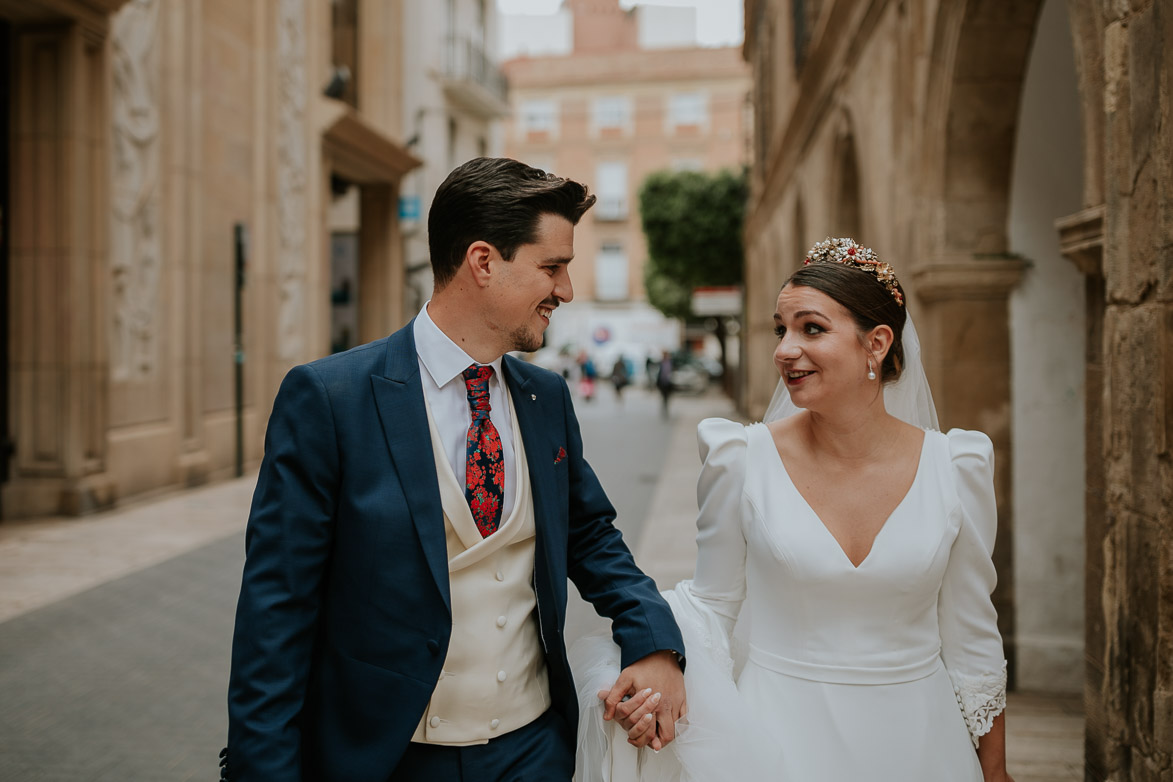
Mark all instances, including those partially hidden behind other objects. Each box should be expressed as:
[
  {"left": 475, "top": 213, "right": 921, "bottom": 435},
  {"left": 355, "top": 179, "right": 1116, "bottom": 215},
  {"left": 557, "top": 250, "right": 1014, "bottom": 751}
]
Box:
[
  {"left": 2, "top": 0, "right": 418, "bottom": 519},
  {"left": 743, "top": 0, "right": 1171, "bottom": 776}
]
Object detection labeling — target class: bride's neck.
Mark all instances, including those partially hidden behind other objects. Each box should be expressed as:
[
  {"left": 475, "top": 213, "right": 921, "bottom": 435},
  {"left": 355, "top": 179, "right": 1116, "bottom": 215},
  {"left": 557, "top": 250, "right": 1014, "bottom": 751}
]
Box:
[{"left": 802, "top": 398, "right": 900, "bottom": 463}]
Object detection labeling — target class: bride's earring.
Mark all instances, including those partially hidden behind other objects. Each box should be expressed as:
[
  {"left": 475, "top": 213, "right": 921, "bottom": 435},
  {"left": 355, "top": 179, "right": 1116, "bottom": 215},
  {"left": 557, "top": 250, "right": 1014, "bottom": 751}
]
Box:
[{"left": 867, "top": 360, "right": 876, "bottom": 381}]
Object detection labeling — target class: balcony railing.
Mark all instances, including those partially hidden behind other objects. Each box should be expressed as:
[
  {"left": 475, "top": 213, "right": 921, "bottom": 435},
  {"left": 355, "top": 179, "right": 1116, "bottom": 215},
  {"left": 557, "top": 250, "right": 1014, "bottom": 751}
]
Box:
[{"left": 443, "top": 35, "right": 508, "bottom": 116}]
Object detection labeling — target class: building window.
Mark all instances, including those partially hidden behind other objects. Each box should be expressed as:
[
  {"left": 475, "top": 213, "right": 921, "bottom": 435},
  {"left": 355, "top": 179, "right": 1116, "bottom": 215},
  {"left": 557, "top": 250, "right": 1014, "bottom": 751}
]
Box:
[
  {"left": 595, "top": 161, "right": 628, "bottom": 220},
  {"left": 669, "top": 92, "right": 707, "bottom": 127},
  {"left": 593, "top": 96, "right": 630, "bottom": 131},
  {"left": 596, "top": 243, "right": 628, "bottom": 301},
  {"left": 330, "top": 0, "right": 359, "bottom": 108},
  {"left": 448, "top": 117, "right": 458, "bottom": 169},
  {"left": 672, "top": 157, "right": 703, "bottom": 172},
  {"left": 521, "top": 99, "right": 558, "bottom": 137}
]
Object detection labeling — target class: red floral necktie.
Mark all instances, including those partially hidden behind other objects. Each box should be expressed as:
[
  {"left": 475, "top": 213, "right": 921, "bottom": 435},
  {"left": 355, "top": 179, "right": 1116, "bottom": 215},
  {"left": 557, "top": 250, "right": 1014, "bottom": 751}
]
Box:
[{"left": 462, "top": 365, "right": 504, "bottom": 537}]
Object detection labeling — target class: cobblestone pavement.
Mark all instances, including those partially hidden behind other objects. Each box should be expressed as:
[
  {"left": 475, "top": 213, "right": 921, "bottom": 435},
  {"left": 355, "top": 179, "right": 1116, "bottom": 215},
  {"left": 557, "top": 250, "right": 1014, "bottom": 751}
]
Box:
[{"left": 0, "top": 385, "right": 1083, "bottom": 780}]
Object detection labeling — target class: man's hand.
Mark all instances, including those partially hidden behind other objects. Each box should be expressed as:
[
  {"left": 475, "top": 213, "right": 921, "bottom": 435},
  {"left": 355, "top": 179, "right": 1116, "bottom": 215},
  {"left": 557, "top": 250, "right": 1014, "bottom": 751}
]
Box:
[{"left": 597, "top": 650, "right": 686, "bottom": 751}]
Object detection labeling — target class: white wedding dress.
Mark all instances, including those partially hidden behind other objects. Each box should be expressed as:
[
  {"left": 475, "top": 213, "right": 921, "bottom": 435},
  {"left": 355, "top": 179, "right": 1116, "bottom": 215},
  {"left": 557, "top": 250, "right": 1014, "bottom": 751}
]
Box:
[{"left": 572, "top": 418, "right": 1007, "bottom": 781}]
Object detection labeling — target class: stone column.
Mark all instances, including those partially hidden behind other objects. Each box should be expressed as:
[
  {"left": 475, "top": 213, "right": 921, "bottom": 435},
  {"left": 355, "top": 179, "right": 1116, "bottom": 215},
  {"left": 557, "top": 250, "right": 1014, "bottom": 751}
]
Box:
[
  {"left": 912, "top": 257, "right": 1025, "bottom": 687},
  {"left": 3, "top": 23, "right": 117, "bottom": 517},
  {"left": 1086, "top": 2, "right": 1173, "bottom": 777}
]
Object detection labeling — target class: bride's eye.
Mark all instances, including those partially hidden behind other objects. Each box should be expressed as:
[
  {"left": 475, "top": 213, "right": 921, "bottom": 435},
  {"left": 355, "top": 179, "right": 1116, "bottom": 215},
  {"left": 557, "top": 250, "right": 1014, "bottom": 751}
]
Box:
[
  {"left": 773, "top": 325, "right": 786, "bottom": 339},
  {"left": 803, "top": 322, "right": 825, "bottom": 335}
]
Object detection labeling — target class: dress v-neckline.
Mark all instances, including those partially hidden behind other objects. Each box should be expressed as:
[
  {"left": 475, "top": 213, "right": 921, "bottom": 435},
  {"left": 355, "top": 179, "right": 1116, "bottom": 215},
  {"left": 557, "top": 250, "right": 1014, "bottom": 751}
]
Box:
[{"left": 759, "top": 424, "right": 930, "bottom": 570}]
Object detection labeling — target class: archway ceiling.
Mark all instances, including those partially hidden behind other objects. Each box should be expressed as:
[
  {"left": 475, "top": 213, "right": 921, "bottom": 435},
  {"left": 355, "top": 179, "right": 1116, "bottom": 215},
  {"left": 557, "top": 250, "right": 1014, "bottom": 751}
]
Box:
[{"left": 943, "top": 0, "right": 1045, "bottom": 255}]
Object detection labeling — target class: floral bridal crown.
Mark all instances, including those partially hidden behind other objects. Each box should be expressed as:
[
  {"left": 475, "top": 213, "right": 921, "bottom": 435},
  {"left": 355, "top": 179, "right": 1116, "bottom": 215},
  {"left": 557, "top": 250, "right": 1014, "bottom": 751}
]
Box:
[{"left": 803, "top": 237, "right": 904, "bottom": 306}]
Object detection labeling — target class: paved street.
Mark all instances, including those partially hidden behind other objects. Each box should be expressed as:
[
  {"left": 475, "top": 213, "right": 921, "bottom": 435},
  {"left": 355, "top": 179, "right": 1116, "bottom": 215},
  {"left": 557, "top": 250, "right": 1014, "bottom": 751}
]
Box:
[{"left": 0, "top": 386, "right": 1082, "bottom": 780}]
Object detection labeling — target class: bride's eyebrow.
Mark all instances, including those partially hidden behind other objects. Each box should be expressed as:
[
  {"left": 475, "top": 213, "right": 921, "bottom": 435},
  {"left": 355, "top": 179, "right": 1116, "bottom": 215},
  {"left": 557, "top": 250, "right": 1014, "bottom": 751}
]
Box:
[{"left": 792, "top": 309, "right": 829, "bottom": 320}]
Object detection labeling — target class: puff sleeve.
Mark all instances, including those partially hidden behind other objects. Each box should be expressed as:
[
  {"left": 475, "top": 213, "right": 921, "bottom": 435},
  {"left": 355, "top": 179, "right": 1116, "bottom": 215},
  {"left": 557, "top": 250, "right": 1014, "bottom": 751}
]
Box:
[
  {"left": 938, "top": 429, "right": 1008, "bottom": 748},
  {"left": 685, "top": 417, "right": 751, "bottom": 639}
]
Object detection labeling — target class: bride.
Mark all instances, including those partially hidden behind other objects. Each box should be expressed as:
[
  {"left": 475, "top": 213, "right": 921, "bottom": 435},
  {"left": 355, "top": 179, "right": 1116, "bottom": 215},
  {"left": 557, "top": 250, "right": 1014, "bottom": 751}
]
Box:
[{"left": 575, "top": 238, "right": 1013, "bottom": 781}]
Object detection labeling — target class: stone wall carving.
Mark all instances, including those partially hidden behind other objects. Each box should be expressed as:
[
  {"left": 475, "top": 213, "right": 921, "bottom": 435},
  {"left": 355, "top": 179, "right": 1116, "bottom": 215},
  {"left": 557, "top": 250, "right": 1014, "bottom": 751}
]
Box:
[
  {"left": 110, "top": 0, "right": 161, "bottom": 381},
  {"left": 276, "top": 0, "right": 308, "bottom": 360}
]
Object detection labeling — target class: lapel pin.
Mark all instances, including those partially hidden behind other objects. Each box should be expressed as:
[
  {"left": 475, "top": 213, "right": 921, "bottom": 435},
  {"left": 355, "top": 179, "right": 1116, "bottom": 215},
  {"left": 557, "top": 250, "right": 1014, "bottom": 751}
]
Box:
[{"left": 531, "top": 394, "right": 537, "bottom": 401}]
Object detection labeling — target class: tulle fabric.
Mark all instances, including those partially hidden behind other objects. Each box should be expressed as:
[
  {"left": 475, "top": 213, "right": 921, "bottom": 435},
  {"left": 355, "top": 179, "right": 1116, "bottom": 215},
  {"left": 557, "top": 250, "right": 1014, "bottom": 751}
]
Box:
[{"left": 571, "top": 582, "right": 779, "bottom": 782}]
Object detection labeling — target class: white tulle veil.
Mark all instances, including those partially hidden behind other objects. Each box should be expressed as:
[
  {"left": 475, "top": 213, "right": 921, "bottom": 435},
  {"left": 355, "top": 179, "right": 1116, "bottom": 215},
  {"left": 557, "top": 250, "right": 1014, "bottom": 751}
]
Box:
[{"left": 763, "top": 314, "right": 940, "bottom": 430}]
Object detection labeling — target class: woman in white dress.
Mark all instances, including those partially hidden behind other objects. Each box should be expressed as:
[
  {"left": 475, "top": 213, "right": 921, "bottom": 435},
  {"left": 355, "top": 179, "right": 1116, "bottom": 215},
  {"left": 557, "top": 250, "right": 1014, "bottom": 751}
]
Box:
[{"left": 575, "top": 238, "right": 1013, "bottom": 782}]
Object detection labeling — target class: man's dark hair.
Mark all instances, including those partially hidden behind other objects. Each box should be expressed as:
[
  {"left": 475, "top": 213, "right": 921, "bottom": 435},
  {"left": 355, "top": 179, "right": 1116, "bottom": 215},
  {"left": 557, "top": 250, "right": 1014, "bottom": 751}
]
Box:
[
  {"left": 428, "top": 157, "right": 597, "bottom": 288},
  {"left": 784, "top": 261, "right": 908, "bottom": 382}
]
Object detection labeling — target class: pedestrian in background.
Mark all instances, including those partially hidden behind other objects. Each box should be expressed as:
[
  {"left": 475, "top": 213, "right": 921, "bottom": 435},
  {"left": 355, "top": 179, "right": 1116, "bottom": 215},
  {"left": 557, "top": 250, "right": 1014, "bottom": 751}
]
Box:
[
  {"left": 610, "top": 356, "right": 630, "bottom": 402},
  {"left": 579, "top": 353, "right": 597, "bottom": 402},
  {"left": 656, "top": 351, "right": 674, "bottom": 418}
]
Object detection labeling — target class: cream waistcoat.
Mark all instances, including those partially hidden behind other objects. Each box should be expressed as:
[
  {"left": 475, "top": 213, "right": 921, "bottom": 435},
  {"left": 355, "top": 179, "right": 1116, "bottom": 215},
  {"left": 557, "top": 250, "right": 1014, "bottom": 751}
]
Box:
[{"left": 411, "top": 389, "right": 551, "bottom": 745}]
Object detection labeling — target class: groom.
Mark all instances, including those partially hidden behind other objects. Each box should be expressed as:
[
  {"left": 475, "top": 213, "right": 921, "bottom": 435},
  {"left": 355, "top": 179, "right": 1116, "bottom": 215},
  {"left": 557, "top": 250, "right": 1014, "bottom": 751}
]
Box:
[{"left": 223, "top": 157, "right": 686, "bottom": 781}]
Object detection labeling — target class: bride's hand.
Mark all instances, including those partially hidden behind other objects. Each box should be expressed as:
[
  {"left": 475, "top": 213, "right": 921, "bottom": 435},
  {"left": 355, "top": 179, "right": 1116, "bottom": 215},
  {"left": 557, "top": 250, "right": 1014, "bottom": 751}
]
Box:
[
  {"left": 597, "top": 687, "right": 660, "bottom": 748},
  {"left": 598, "top": 650, "right": 687, "bottom": 750}
]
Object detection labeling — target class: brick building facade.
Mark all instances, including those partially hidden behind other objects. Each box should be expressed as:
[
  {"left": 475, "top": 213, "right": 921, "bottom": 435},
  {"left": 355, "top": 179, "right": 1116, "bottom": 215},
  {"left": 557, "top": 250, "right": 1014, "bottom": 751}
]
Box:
[{"left": 502, "top": 0, "right": 751, "bottom": 361}]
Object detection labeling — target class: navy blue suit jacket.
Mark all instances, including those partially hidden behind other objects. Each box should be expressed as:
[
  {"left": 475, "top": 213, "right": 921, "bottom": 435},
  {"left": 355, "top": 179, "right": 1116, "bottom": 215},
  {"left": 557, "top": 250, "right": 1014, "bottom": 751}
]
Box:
[{"left": 225, "top": 322, "right": 684, "bottom": 781}]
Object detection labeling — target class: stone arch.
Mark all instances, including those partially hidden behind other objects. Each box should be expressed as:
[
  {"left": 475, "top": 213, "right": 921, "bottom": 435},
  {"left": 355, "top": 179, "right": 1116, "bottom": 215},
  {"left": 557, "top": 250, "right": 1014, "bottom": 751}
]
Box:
[
  {"left": 915, "top": 0, "right": 1107, "bottom": 693},
  {"left": 828, "top": 114, "right": 863, "bottom": 240},
  {"left": 920, "top": 0, "right": 1103, "bottom": 260},
  {"left": 792, "top": 193, "right": 806, "bottom": 270}
]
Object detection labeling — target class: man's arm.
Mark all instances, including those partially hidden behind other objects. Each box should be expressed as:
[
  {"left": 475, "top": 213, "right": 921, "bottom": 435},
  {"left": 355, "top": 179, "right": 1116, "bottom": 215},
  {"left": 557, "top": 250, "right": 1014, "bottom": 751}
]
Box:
[
  {"left": 557, "top": 381, "right": 686, "bottom": 747},
  {"left": 225, "top": 364, "right": 339, "bottom": 782}
]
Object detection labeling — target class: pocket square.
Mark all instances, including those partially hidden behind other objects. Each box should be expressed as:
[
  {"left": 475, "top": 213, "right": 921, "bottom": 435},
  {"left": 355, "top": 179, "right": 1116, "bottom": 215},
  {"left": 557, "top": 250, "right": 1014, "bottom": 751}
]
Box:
[{"left": 555, "top": 447, "right": 567, "bottom": 464}]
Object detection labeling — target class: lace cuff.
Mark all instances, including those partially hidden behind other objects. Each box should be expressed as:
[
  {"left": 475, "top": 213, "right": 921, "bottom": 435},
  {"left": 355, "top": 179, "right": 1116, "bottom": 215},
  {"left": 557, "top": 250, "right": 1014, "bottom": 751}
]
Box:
[{"left": 950, "top": 661, "right": 1008, "bottom": 749}]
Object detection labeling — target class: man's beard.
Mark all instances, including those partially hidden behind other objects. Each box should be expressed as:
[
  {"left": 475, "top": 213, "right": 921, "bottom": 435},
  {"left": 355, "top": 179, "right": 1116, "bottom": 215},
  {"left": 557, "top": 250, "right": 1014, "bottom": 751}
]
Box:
[{"left": 507, "top": 323, "right": 543, "bottom": 353}]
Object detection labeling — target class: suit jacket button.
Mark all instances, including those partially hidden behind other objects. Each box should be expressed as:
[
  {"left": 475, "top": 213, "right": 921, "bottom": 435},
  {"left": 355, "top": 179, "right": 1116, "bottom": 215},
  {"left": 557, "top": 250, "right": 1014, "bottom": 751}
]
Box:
[
  {"left": 427, "top": 640, "right": 440, "bottom": 655},
  {"left": 429, "top": 716, "right": 441, "bottom": 728},
  {"left": 497, "top": 670, "right": 508, "bottom": 682},
  {"left": 490, "top": 719, "right": 501, "bottom": 729}
]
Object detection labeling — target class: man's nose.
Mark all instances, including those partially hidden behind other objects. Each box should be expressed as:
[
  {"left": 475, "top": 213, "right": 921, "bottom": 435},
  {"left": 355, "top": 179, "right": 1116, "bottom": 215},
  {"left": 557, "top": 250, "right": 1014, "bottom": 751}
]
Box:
[{"left": 555, "top": 267, "right": 574, "bottom": 303}]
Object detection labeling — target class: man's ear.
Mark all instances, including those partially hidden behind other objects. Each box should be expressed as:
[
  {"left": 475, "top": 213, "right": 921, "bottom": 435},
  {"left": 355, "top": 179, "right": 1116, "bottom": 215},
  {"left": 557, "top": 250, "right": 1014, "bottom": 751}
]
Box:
[{"left": 465, "top": 241, "right": 496, "bottom": 288}]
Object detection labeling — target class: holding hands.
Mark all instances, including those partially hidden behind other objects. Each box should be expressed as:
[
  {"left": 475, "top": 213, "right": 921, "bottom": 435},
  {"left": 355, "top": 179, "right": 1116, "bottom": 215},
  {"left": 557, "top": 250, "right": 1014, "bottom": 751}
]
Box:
[{"left": 597, "top": 649, "right": 687, "bottom": 751}]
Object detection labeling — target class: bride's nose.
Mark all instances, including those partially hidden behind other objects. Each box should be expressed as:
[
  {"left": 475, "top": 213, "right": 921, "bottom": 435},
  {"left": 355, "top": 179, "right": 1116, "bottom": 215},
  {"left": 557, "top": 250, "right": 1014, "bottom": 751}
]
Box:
[{"left": 774, "top": 335, "right": 800, "bottom": 364}]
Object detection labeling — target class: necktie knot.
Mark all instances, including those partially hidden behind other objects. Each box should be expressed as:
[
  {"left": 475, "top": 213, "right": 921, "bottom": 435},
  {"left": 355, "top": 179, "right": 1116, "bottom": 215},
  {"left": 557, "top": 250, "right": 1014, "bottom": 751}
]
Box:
[{"left": 463, "top": 365, "right": 494, "bottom": 421}]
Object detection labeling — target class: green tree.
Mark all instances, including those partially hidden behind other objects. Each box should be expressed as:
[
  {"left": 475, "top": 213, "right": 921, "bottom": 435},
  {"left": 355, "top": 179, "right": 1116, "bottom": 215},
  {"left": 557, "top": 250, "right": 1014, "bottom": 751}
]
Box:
[{"left": 639, "top": 168, "right": 747, "bottom": 384}]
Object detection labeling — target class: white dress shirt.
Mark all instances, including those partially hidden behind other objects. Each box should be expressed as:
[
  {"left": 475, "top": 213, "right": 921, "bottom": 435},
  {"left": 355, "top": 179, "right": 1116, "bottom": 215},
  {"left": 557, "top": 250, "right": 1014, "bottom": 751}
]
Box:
[{"left": 414, "top": 303, "right": 517, "bottom": 520}]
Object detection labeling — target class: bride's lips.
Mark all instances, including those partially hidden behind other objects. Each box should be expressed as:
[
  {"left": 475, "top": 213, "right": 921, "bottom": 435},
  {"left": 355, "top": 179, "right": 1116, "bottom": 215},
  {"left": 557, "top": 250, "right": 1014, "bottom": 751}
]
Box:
[{"left": 785, "top": 369, "right": 815, "bottom": 386}]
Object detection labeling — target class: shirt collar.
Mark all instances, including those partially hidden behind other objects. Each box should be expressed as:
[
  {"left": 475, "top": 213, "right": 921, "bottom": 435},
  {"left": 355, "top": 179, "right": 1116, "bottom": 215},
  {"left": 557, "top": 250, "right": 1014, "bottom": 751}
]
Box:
[{"left": 414, "top": 302, "right": 505, "bottom": 389}]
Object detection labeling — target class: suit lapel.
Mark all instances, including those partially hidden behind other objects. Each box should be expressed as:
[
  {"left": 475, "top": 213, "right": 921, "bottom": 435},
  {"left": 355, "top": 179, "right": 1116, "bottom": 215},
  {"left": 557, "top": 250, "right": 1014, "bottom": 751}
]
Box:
[
  {"left": 370, "top": 322, "right": 451, "bottom": 614},
  {"left": 504, "top": 357, "right": 560, "bottom": 584}
]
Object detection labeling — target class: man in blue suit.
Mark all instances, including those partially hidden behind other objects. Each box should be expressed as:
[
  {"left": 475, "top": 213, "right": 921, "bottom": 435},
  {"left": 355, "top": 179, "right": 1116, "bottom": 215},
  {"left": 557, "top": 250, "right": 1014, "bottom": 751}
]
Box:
[{"left": 223, "top": 158, "right": 685, "bottom": 781}]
